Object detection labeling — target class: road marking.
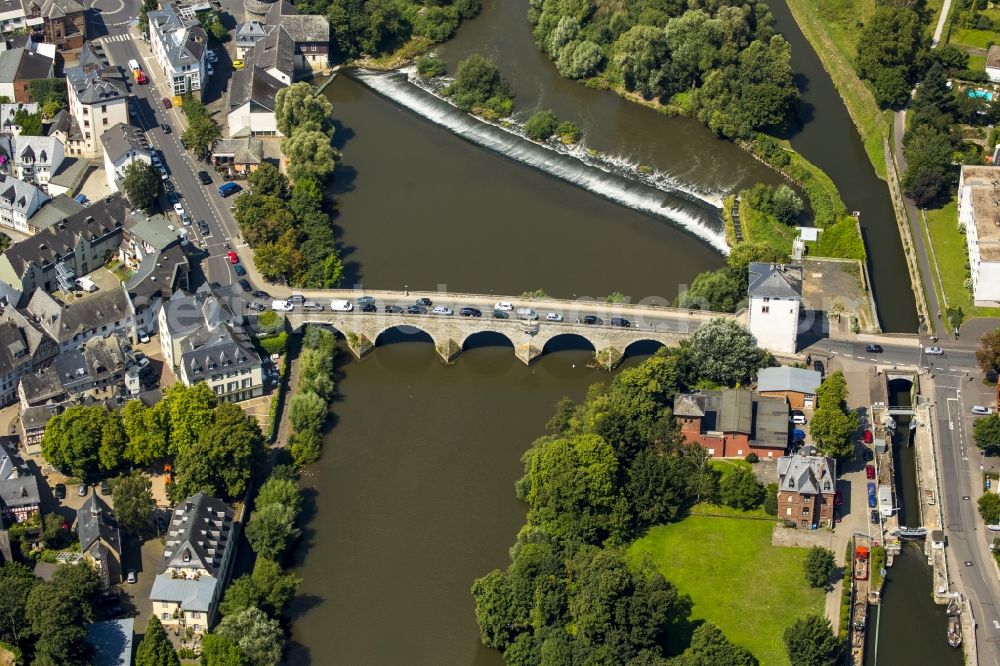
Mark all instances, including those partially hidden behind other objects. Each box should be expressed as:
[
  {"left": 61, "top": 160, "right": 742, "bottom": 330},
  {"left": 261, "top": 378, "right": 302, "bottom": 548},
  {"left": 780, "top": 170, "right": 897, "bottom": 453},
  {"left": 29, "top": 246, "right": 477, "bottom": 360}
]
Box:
[{"left": 99, "top": 33, "right": 132, "bottom": 43}]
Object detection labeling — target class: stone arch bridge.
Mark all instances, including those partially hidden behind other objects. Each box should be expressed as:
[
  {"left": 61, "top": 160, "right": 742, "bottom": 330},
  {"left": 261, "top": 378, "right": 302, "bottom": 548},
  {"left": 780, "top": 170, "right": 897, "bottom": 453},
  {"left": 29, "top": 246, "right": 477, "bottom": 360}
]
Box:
[{"left": 282, "top": 291, "right": 737, "bottom": 367}]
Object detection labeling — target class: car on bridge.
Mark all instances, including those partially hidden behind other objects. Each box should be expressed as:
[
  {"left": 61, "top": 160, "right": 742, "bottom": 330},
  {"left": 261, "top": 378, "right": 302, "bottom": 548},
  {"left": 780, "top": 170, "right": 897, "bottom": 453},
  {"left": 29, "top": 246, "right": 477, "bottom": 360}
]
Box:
[
  {"left": 459, "top": 307, "right": 481, "bottom": 317},
  {"left": 925, "top": 346, "right": 944, "bottom": 355},
  {"left": 494, "top": 301, "right": 513, "bottom": 312},
  {"left": 357, "top": 296, "right": 375, "bottom": 306},
  {"left": 432, "top": 307, "right": 453, "bottom": 316},
  {"left": 610, "top": 317, "right": 630, "bottom": 328},
  {"left": 972, "top": 406, "right": 994, "bottom": 416},
  {"left": 360, "top": 303, "right": 377, "bottom": 312},
  {"left": 385, "top": 305, "right": 404, "bottom": 313},
  {"left": 493, "top": 310, "right": 509, "bottom": 319},
  {"left": 582, "top": 315, "right": 603, "bottom": 325},
  {"left": 416, "top": 297, "right": 433, "bottom": 307},
  {"left": 407, "top": 305, "right": 427, "bottom": 314},
  {"left": 865, "top": 344, "right": 883, "bottom": 353},
  {"left": 546, "top": 312, "right": 563, "bottom": 322},
  {"left": 272, "top": 300, "right": 294, "bottom": 311},
  {"left": 330, "top": 299, "right": 353, "bottom": 311}
]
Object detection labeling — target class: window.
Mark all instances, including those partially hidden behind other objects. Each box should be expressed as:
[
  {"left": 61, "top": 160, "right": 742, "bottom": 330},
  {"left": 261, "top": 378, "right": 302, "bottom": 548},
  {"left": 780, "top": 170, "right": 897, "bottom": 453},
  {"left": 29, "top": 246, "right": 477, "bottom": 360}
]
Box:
[
  {"left": 101, "top": 104, "right": 106, "bottom": 112},
  {"left": 786, "top": 507, "right": 792, "bottom": 516},
  {"left": 763, "top": 297, "right": 770, "bottom": 303},
  {"left": 190, "top": 612, "right": 200, "bottom": 619},
  {"left": 802, "top": 507, "right": 810, "bottom": 515},
  {"left": 161, "top": 613, "right": 169, "bottom": 620},
  {"left": 761, "top": 306, "right": 769, "bottom": 313}
]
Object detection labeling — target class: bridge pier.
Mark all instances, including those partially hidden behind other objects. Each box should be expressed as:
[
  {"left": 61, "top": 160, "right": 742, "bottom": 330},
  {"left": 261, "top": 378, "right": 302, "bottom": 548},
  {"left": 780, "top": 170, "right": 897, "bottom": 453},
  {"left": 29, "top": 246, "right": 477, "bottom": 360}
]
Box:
[
  {"left": 514, "top": 344, "right": 542, "bottom": 366},
  {"left": 344, "top": 331, "right": 374, "bottom": 359},
  {"left": 436, "top": 338, "right": 462, "bottom": 364},
  {"left": 595, "top": 347, "right": 624, "bottom": 371}
]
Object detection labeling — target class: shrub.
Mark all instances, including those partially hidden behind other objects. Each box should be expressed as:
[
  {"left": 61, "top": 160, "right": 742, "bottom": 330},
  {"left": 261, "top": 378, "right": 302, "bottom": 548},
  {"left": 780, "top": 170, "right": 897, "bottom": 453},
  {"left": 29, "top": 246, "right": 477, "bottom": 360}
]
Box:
[
  {"left": 745, "top": 453, "right": 759, "bottom": 464},
  {"left": 416, "top": 55, "right": 446, "bottom": 78},
  {"left": 259, "top": 332, "right": 288, "bottom": 356},
  {"left": 556, "top": 120, "right": 581, "bottom": 142},
  {"left": 524, "top": 110, "right": 559, "bottom": 141}
]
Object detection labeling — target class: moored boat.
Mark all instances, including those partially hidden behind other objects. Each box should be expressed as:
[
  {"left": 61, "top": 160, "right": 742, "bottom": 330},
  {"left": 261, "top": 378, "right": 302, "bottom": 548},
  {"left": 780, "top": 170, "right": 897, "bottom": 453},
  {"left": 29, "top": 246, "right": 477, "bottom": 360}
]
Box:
[{"left": 947, "top": 597, "right": 962, "bottom": 648}]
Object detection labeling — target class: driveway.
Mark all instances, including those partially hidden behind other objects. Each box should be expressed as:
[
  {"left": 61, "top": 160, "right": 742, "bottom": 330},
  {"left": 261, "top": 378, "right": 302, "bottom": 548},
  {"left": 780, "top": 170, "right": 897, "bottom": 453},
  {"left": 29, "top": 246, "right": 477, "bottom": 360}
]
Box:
[{"left": 121, "top": 534, "right": 164, "bottom": 638}]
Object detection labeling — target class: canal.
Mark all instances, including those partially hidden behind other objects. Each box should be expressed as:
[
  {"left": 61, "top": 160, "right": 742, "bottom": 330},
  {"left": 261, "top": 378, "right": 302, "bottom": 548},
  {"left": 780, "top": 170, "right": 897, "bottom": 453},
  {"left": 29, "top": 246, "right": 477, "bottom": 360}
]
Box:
[{"left": 865, "top": 382, "right": 961, "bottom": 666}]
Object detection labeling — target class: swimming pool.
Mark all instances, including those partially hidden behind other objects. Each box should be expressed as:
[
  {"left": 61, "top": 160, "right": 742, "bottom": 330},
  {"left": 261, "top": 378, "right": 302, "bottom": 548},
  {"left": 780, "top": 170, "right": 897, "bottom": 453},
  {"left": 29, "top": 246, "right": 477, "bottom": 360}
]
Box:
[{"left": 969, "top": 89, "right": 994, "bottom": 101}]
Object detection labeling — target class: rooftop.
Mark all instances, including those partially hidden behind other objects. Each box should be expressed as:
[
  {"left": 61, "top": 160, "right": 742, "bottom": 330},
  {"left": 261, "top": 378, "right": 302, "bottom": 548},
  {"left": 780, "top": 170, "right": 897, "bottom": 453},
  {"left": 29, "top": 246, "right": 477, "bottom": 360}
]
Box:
[
  {"left": 159, "top": 491, "right": 234, "bottom": 575},
  {"left": 748, "top": 262, "right": 803, "bottom": 299},
  {"left": 989, "top": 45, "right": 1000, "bottom": 71},
  {"left": 960, "top": 165, "right": 1000, "bottom": 262},
  {"left": 676, "top": 388, "right": 790, "bottom": 451},
  {"left": 150, "top": 574, "right": 217, "bottom": 612},
  {"left": 65, "top": 59, "right": 126, "bottom": 106},
  {"left": 85, "top": 618, "right": 134, "bottom": 666},
  {"left": 100, "top": 123, "right": 150, "bottom": 163},
  {"left": 757, "top": 366, "right": 822, "bottom": 395},
  {"left": 777, "top": 452, "right": 836, "bottom": 496},
  {"left": 26, "top": 285, "right": 134, "bottom": 344},
  {"left": 149, "top": 3, "right": 207, "bottom": 71},
  {"left": 211, "top": 137, "right": 263, "bottom": 164},
  {"left": 77, "top": 492, "right": 121, "bottom": 557}
]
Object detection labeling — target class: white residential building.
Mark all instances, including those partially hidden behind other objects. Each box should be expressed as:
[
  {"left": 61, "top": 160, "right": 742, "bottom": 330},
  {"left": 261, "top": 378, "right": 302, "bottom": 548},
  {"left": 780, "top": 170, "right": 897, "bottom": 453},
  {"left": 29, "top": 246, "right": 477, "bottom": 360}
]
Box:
[
  {"left": 0, "top": 102, "right": 38, "bottom": 136},
  {"left": 746, "top": 262, "right": 802, "bottom": 355},
  {"left": 9, "top": 135, "right": 63, "bottom": 191},
  {"left": 0, "top": 173, "right": 46, "bottom": 233},
  {"left": 958, "top": 165, "right": 1000, "bottom": 305},
  {"left": 101, "top": 123, "right": 152, "bottom": 193},
  {"left": 64, "top": 46, "right": 129, "bottom": 158},
  {"left": 148, "top": 2, "right": 208, "bottom": 99}
]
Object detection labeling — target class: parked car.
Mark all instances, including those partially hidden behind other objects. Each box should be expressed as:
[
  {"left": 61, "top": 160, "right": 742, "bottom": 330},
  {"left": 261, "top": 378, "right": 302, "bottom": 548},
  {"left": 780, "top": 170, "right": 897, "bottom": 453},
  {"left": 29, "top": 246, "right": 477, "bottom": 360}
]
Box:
[
  {"left": 161, "top": 96, "right": 172, "bottom": 109},
  {"left": 100, "top": 480, "right": 111, "bottom": 496},
  {"left": 865, "top": 344, "right": 883, "bottom": 353},
  {"left": 227, "top": 251, "right": 239, "bottom": 264},
  {"left": 790, "top": 414, "right": 807, "bottom": 425},
  {"left": 238, "top": 278, "right": 252, "bottom": 292},
  {"left": 77, "top": 483, "right": 87, "bottom": 497},
  {"left": 582, "top": 315, "right": 603, "bottom": 325},
  {"left": 834, "top": 489, "right": 843, "bottom": 506},
  {"left": 459, "top": 307, "right": 482, "bottom": 317},
  {"left": 494, "top": 301, "right": 514, "bottom": 312},
  {"left": 863, "top": 430, "right": 873, "bottom": 444},
  {"left": 360, "top": 303, "right": 377, "bottom": 313},
  {"left": 416, "top": 297, "right": 433, "bottom": 307},
  {"left": 161, "top": 123, "right": 171, "bottom": 134},
  {"left": 198, "top": 171, "right": 213, "bottom": 185},
  {"left": 610, "top": 317, "right": 631, "bottom": 328},
  {"left": 868, "top": 494, "right": 877, "bottom": 508},
  {"left": 384, "top": 305, "right": 404, "bottom": 313},
  {"left": 863, "top": 447, "right": 874, "bottom": 461},
  {"left": 253, "top": 290, "right": 270, "bottom": 299},
  {"left": 866, "top": 464, "right": 876, "bottom": 479},
  {"left": 234, "top": 264, "right": 246, "bottom": 276},
  {"left": 407, "top": 305, "right": 426, "bottom": 314},
  {"left": 137, "top": 327, "right": 150, "bottom": 344},
  {"left": 925, "top": 346, "right": 944, "bottom": 355},
  {"left": 126, "top": 570, "right": 137, "bottom": 584},
  {"left": 247, "top": 302, "right": 265, "bottom": 312},
  {"left": 871, "top": 510, "right": 880, "bottom": 525},
  {"left": 54, "top": 483, "right": 66, "bottom": 500},
  {"left": 137, "top": 357, "right": 151, "bottom": 371},
  {"left": 233, "top": 59, "right": 245, "bottom": 70},
  {"left": 972, "top": 405, "right": 994, "bottom": 416},
  {"left": 867, "top": 482, "right": 876, "bottom": 496},
  {"left": 813, "top": 360, "right": 825, "bottom": 376},
  {"left": 173, "top": 203, "right": 185, "bottom": 216},
  {"left": 546, "top": 312, "right": 563, "bottom": 322},
  {"left": 432, "top": 306, "right": 453, "bottom": 316}
]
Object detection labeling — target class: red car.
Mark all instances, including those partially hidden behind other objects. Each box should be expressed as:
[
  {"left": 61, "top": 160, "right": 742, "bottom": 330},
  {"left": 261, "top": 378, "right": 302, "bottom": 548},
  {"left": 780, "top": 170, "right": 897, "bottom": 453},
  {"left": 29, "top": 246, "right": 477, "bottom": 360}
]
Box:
[
  {"left": 863, "top": 430, "right": 873, "bottom": 444},
  {"left": 161, "top": 97, "right": 172, "bottom": 109},
  {"left": 227, "top": 251, "right": 239, "bottom": 264},
  {"left": 834, "top": 489, "right": 843, "bottom": 506},
  {"left": 866, "top": 464, "right": 876, "bottom": 479}
]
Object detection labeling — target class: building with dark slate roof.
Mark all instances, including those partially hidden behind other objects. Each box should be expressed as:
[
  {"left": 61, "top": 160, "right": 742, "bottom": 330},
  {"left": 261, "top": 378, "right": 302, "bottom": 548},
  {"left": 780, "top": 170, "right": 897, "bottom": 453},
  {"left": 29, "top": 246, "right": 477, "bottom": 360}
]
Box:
[
  {"left": 777, "top": 448, "right": 836, "bottom": 528},
  {"left": 64, "top": 45, "right": 128, "bottom": 157},
  {"left": 77, "top": 492, "right": 123, "bottom": 586},
  {"left": 0, "top": 437, "right": 39, "bottom": 525},
  {"left": 675, "top": 388, "right": 790, "bottom": 459},
  {"left": 747, "top": 262, "right": 803, "bottom": 355}
]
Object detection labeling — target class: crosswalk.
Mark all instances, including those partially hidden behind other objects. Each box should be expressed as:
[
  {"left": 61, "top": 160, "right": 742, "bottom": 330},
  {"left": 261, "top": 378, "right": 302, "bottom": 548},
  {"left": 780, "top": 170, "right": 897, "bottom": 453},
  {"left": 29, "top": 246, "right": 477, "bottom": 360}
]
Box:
[{"left": 99, "top": 33, "right": 132, "bottom": 44}]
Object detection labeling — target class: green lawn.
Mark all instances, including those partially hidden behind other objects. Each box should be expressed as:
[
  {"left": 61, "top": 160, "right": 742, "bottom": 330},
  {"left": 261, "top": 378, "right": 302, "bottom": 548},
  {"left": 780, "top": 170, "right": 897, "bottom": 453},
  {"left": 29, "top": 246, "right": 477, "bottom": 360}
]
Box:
[
  {"left": 969, "top": 53, "right": 987, "bottom": 72},
  {"left": 951, "top": 28, "right": 999, "bottom": 50},
  {"left": 630, "top": 505, "right": 824, "bottom": 666},
  {"left": 740, "top": 199, "right": 797, "bottom": 255},
  {"left": 922, "top": 200, "right": 1000, "bottom": 319}
]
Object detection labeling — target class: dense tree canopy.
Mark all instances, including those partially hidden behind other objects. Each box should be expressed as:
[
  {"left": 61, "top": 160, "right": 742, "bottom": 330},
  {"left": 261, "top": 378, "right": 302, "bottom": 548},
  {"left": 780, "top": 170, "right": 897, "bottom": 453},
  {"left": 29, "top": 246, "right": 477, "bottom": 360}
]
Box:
[
  {"left": 0, "top": 562, "right": 38, "bottom": 645},
  {"left": 444, "top": 54, "right": 514, "bottom": 117},
  {"left": 26, "top": 564, "right": 99, "bottom": 666},
  {"left": 810, "top": 371, "right": 860, "bottom": 459},
  {"left": 803, "top": 546, "right": 836, "bottom": 588},
  {"left": 684, "top": 318, "right": 771, "bottom": 386},
  {"left": 122, "top": 161, "right": 164, "bottom": 210},
  {"left": 530, "top": 0, "right": 797, "bottom": 139},
  {"left": 216, "top": 608, "right": 284, "bottom": 666},
  {"left": 855, "top": 6, "right": 926, "bottom": 109},
  {"left": 112, "top": 471, "right": 155, "bottom": 534},
  {"left": 135, "top": 617, "right": 180, "bottom": 666},
  {"left": 784, "top": 614, "right": 842, "bottom": 666},
  {"left": 975, "top": 414, "right": 1000, "bottom": 455},
  {"left": 977, "top": 327, "right": 1000, "bottom": 377}
]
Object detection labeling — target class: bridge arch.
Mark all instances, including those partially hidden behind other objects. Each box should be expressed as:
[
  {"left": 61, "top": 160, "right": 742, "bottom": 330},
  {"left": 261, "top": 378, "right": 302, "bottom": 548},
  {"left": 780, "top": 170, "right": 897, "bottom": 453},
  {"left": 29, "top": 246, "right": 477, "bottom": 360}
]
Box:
[
  {"left": 460, "top": 330, "right": 515, "bottom": 351},
  {"left": 622, "top": 339, "right": 666, "bottom": 358},
  {"left": 374, "top": 323, "right": 436, "bottom": 347},
  {"left": 542, "top": 333, "right": 597, "bottom": 354}
]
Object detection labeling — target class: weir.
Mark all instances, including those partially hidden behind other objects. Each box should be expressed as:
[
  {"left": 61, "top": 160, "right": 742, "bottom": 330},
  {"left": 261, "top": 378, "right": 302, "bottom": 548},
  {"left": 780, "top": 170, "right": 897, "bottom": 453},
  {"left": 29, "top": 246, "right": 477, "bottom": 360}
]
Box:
[{"left": 352, "top": 69, "right": 731, "bottom": 253}]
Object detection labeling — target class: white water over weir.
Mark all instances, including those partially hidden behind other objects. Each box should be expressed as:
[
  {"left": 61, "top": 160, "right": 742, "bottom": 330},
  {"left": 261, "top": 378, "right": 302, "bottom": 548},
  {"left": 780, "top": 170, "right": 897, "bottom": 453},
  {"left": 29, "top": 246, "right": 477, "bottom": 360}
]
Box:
[{"left": 352, "top": 69, "right": 731, "bottom": 254}]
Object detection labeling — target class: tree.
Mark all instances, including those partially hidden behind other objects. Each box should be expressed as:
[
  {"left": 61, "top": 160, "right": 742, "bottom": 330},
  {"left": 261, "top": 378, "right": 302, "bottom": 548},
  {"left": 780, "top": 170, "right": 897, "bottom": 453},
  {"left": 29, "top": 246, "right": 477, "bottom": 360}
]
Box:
[
  {"left": 274, "top": 82, "right": 333, "bottom": 137},
  {"left": 975, "top": 414, "right": 1000, "bottom": 455},
  {"left": 288, "top": 391, "right": 327, "bottom": 437},
  {"left": 0, "top": 562, "right": 38, "bottom": 644},
  {"left": 445, "top": 54, "right": 513, "bottom": 116},
  {"left": 255, "top": 477, "right": 301, "bottom": 514},
  {"left": 245, "top": 502, "right": 300, "bottom": 561},
  {"left": 251, "top": 557, "right": 301, "bottom": 616},
  {"left": 763, "top": 482, "right": 779, "bottom": 516},
  {"left": 685, "top": 318, "right": 769, "bottom": 386},
  {"left": 121, "top": 400, "right": 169, "bottom": 466},
  {"left": 783, "top": 614, "right": 842, "bottom": 666},
  {"left": 416, "top": 55, "right": 446, "bottom": 77},
  {"left": 99, "top": 412, "right": 126, "bottom": 471},
  {"left": 815, "top": 371, "right": 848, "bottom": 409},
  {"left": 282, "top": 128, "right": 340, "bottom": 181},
  {"left": 12, "top": 109, "right": 42, "bottom": 135},
  {"left": 677, "top": 268, "right": 744, "bottom": 312},
  {"left": 218, "top": 575, "right": 262, "bottom": 617},
  {"left": 524, "top": 110, "right": 559, "bottom": 141},
  {"left": 200, "top": 634, "right": 248, "bottom": 666},
  {"left": 112, "top": 472, "right": 155, "bottom": 533},
  {"left": 719, "top": 465, "right": 764, "bottom": 510},
  {"left": 979, "top": 492, "right": 1000, "bottom": 524},
  {"left": 247, "top": 163, "right": 288, "bottom": 198},
  {"left": 163, "top": 383, "right": 216, "bottom": 455},
  {"left": 173, "top": 402, "right": 265, "bottom": 501},
  {"left": 611, "top": 26, "right": 670, "bottom": 99},
  {"left": 809, "top": 406, "right": 859, "bottom": 459},
  {"left": 803, "top": 546, "right": 836, "bottom": 588},
  {"left": 41, "top": 405, "right": 109, "bottom": 479},
  {"left": 135, "top": 617, "right": 180, "bottom": 666},
  {"left": 976, "top": 327, "right": 1000, "bottom": 376},
  {"left": 26, "top": 564, "right": 99, "bottom": 666},
  {"left": 28, "top": 79, "right": 67, "bottom": 112},
  {"left": 676, "top": 622, "right": 759, "bottom": 666},
  {"left": 471, "top": 570, "right": 519, "bottom": 650},
  {"left": 855, "top": 6, "right": 925, "bottom": 109},
  {"left": 215, "top": 608, "right": 283, "bottom": 666}
]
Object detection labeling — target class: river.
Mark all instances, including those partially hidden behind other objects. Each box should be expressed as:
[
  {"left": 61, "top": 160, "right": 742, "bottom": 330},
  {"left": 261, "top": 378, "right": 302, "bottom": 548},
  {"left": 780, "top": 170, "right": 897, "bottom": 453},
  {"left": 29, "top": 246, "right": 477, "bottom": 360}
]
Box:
[{"left": 288, "top": 0, "right": 927, "bottom": 663}]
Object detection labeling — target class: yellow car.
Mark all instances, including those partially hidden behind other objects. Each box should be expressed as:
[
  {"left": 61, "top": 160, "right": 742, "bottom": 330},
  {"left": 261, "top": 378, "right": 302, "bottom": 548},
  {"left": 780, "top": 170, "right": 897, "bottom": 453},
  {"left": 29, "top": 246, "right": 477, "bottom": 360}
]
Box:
[{"left": 232, "top": 59, "right": 244, "bottom": 70}]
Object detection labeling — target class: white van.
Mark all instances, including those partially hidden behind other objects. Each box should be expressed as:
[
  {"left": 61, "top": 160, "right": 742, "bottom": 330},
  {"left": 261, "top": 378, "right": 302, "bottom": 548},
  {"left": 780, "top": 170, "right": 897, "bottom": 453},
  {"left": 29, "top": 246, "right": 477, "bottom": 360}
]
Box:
[
  {"left": 329, "top": 299, "right": 354, "bottom": 312},
  {"left": 75, "top": 276, "right": 97, "bottom": 292},
  {"left": 272, "top": 300, "right": 294, "bottom": 312},
  {"left": 516, "top": 308, "right": 537, "bottom": 321}
]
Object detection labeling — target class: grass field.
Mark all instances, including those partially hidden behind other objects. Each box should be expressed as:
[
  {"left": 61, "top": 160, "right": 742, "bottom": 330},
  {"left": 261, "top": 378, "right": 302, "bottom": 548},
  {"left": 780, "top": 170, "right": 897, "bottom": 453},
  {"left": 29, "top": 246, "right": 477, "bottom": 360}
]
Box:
[
  {"left": 630, "top": 504, "right": 824, "bottom": 666},
  {"left": 921, "top": 200, "right": 1000, "bottom": 319},
  {"left": 740, "top": 199, "right": 797, "bottom": 254},
  {"left": 951, "top": 28, "right": 998, "bottom": 50},
  {"left": 969, "top": 53, "right": 987, "bottom": 72}
]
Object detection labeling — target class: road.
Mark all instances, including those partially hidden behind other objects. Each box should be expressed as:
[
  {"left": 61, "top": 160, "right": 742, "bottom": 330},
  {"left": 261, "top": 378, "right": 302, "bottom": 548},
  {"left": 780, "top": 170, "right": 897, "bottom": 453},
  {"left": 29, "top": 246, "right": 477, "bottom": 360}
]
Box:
[{"left": 933, "top": 0, "right": 954, "bottom": 46}]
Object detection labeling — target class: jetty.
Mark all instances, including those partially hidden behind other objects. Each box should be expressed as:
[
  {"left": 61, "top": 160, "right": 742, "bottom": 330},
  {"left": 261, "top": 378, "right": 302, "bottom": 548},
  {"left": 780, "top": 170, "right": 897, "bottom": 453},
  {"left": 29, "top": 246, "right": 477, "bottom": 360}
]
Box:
[{"left": 850, "top": 536, "right": 871, "bottom": 666}]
